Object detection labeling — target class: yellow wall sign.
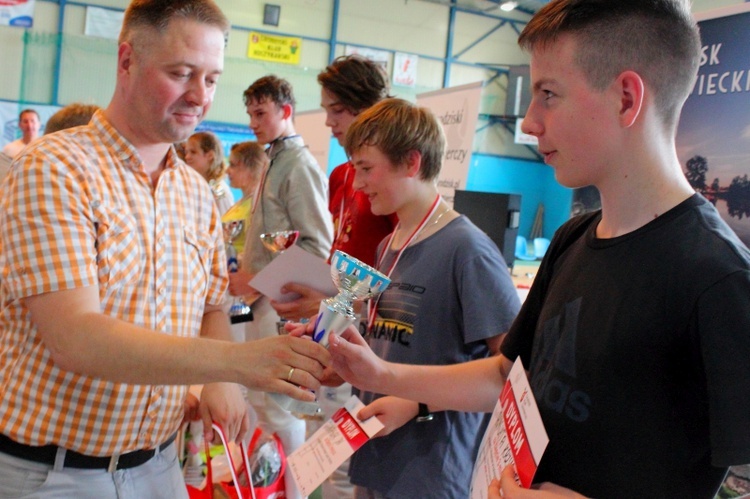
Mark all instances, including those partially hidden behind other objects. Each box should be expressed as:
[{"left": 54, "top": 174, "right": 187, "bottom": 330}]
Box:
[{"left": 247, "top": 31, "right": 301, "bottom": 65}]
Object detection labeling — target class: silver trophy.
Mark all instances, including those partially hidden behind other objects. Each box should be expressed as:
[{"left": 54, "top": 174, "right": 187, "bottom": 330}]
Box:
[
  {"left": 270, "top": 250, "right": 391, "bottom": 415},
  {"left": 223, "top": 220, "right": 253, "bottom": 324},
  {"left": 313, "top": 250, "right": 391, "bottom": 347}
]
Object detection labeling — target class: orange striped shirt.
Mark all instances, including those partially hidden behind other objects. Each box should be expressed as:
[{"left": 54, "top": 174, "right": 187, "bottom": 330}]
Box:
[{"left": 0, "top": 111, "right": 227, "bottom": 456}]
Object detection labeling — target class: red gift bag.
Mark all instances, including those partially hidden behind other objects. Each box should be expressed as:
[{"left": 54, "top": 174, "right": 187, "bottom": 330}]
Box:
[
  {"left": 231, "top": 428, "right": 286, "bottom": 499},
  {"left": 187, "top": 423, "right": 286, "bottom": 499}
]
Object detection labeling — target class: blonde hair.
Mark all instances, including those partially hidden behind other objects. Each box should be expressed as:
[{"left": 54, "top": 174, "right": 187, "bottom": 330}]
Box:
[
  {"left": 345, "top": 98, "right": 444, "bottom": 182},
  {"left": 189, "top": 131, "right": 226, "bottom": 182},
  {"left": 230, "top": 141, "right": 269, "bottom": 176}
]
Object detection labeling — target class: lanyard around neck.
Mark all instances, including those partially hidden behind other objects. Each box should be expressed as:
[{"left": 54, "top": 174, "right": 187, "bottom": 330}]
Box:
[
  {"left": 251, "top": 135, "right": 300, "bottom": 218},
  {"left": 367, "top": 193, "right": 441, "bottom": 331},
  {"left": 335, "top": 167, "right": 356, "bottom": 243}
]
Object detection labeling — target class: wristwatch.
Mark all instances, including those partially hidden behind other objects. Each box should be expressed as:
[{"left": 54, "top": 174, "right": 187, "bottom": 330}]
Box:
[{"left": 415, "top": 402, "right": 434, "bottom": 423}]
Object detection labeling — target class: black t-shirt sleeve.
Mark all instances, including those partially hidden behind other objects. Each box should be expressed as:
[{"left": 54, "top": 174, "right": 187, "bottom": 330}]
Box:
[{"left": 697, "top": 269, "right": 750, "bottom": 466}]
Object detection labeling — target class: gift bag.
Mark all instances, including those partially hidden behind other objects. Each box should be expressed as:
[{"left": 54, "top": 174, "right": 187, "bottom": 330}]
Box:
[
  {"left": 186, "top": 423, "right": 247, "bottom": 499},
  {"left": 187, "top": 423, "right": 286, "bottom": 499},
  {"left": 234, "top": 428, "right": 286, "bottom": 499}
]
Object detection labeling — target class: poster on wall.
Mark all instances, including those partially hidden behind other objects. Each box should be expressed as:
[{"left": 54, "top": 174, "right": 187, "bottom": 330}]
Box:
[
  {"left": 247, "top": 31, "right": 301, "bottom": 65},
  {"left": 676, "top": 4, "right": 750, "bottom": 248},
  {"left": 0, "top": 0, "right": 34, "bottom": 27},
  {"left": 84, "top": 6, "right": 124, "bottom": 40},
  {"left": 393, "top": 52, "right": 418, "bottom": 88},
  {"left": 417, "top": 81, "right": 482, "bottom": 206}
]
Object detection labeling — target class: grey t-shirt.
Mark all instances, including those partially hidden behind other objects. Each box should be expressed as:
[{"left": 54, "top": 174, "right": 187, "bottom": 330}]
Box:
[{"left": 351, "top": 215, "right": 521, "bottom": 498}]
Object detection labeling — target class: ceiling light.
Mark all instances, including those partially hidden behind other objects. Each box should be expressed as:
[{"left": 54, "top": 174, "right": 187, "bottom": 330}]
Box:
[{"left": 500, "top": 1, "right": 518, "bottom": 11}]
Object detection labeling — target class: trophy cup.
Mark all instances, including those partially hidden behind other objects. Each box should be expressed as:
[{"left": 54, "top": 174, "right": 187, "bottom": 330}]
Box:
[
  {"left": 223, "top": 220, "right": 253, "bottom": 324},
  {"left": 260, "top": 229, "right": 300, "bottom": 256},
  {"left": 269, "top": 250, "right": 391, "bottom": 415},
  {"left": 313, "top": 250, "right": 391, "bottom": 347}
]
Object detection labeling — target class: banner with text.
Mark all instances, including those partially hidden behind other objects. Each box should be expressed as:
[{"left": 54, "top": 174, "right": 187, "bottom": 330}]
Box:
[
  {"left": 677, "top": 4, "right": 750, "bottom": 248},
  {"left": 247, "top": 31, "right": 302, "bottom": 65},
  {"left": 417, "top": 81, "right": 482, "bottom": 206}
]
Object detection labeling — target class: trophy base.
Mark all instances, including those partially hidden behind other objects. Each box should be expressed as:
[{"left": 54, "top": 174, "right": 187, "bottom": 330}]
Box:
[
  {"left": 229, "top": 311, "right": 253, "bottom": 324},
  {"left": 268, "top": 392, "right": 322, "bottom": 416}
]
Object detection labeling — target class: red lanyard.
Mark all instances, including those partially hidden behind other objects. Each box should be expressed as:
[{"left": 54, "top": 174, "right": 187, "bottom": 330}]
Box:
[
  {"left": 335, "top": 167, "right": 352, "bottom": 242},
  {"left": 367, "top": 193, "right": 441, "bottom": 331}
]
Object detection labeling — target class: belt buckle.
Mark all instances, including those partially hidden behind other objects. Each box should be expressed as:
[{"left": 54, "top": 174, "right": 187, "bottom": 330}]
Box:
[{"left": 107, "top": 453, "right": 121, "bottom": 473}]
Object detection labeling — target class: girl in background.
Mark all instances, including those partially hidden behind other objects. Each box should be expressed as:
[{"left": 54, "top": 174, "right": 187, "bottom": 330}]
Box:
[{"left": 184, "top": 131, "right": 233, "bottom": 215}]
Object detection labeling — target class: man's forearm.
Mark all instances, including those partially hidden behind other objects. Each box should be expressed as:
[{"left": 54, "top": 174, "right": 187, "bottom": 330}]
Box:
[{"left": 26, "top": 287, "right": 240, "bottom": 386}]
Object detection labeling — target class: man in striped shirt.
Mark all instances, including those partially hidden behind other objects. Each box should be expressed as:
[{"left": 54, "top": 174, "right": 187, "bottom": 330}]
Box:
[{"left": 0, "top": 1, "right": 329, "bottom": 497}]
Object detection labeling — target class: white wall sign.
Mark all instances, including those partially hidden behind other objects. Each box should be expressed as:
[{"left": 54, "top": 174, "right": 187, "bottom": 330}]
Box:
[
  {"left": 417, "top": 81, "right": 483, "bottom": 206},
  {"left": 393, "top": 52, "right": 418, "bottom": 88},
  {"left": 84, "top": 6, "right": 124, "bottom": 40}
]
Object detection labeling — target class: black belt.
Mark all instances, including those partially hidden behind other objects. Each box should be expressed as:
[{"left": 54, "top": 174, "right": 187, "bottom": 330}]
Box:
[{"left": 0, "top": 432, "right": 177, "bottom": 471}]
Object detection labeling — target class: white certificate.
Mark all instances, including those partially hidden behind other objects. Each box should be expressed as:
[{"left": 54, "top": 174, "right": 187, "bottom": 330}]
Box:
[
  {"left": 249, "top": 245, "right": 337, "bottom": 303},
  {"left": 288, "top": 395, "right": 384, "bottom": 496},
  {"left": 470, "top": 357, "right": 549, "bottom": 498}
]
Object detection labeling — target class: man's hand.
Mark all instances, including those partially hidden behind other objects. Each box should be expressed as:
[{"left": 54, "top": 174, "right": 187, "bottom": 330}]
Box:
[
  {"left": 270, "top": 282, "right": 328, "bottom": 321},
  {"left": 234, "top": 334, "right": 331, "bottom": 400},
  {"left": 489, "top": 465, "right": 588, "bottom": 498},
  {"left": 182, "top": 391, "right": 201, "bottom": 425},
  {"left": 358, "top": 396, "right": 420, "bottom": 437},
  {"left": 199, "top": 383, "right": 250, "bottom": 444}
]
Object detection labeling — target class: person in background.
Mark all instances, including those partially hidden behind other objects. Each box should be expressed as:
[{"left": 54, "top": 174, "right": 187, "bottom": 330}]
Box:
[
  {"left": 270, "top": 55, "right": 397, "bottom": 499},
  {"left": 322, "top": 1, "right": 750, "bottom": 498},
  {"left": 330, "top": 97, "right": 520, "bottom": 499},
  {"left": 44, "top": 103, "right": 100, "bottom": 135},
  {"left": 223, "top": 141, "right": 269, "bottom": 340},
  {"left": 230, "top": 74, "right": 333, "bottom": 499},
  {"left": 0, "top": 1, "right": 329, "bottom": 497},
  {"left": 271, "top": 55, "right": 396, "bottom": 322},
  {"left": 2, "top": 108, "right": 41, "bottom": 159},
  {"left": 184, "top": 130, "right": 234, "bottom": 215}
]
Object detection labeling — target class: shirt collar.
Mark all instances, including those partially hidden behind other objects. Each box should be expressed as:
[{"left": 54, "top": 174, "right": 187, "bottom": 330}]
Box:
[{"left": 89, "top": 110, "right": 182, "bottom": 172}]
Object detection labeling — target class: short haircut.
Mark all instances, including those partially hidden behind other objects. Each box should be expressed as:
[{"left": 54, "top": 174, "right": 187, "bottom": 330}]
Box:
[
  {"left": 345, "top": 98, "right": 444, "bottom": 182},
  {"left": 44, "top": 103, "right": 99, "bottom": 135},
  {"left": 230, "top": 141, "right": 269, "bottom": 174},
  {"left": 188, "top": 131, "right": 226, "bottom": 181},
  {"left": 243, "top": 75, "right": 296, "bottom": 112},
  {"left": 119, "top": 0, "right": 230, "bottom": 48},
  {"left": 19, "top": 109, "right": 39, "bottom": 121},
  {"left": 519, "top": 0, "right": 700, "bottom": 130},
  {"left": 317, "top": 55, "right": 391, "bottom": 114}
]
